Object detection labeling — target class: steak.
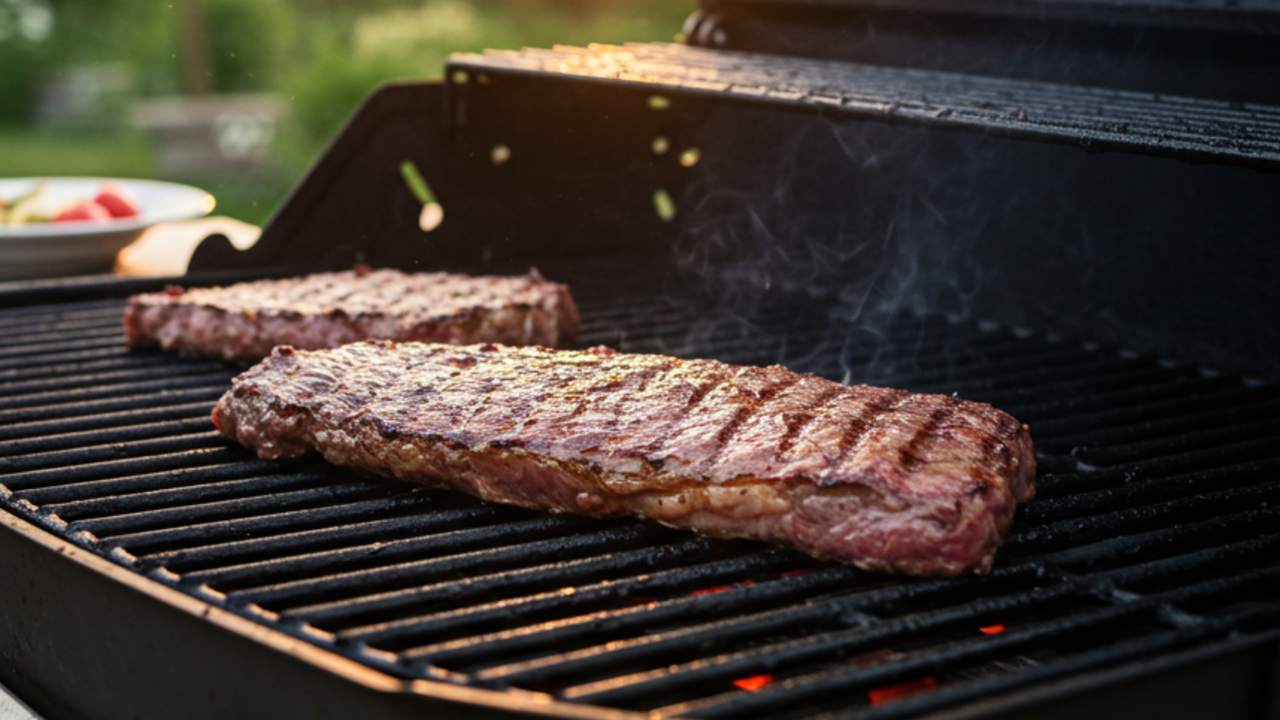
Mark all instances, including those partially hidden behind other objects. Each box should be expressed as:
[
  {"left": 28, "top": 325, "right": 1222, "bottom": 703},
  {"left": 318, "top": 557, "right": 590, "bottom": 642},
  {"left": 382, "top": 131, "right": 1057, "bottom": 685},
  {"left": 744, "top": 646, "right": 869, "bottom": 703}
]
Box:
[
  {"left": 213, "top": 342, "right": 1036, "bottom": 576},
  {"left": 124, "top": 268, "right": 579, "bottom": 361}
]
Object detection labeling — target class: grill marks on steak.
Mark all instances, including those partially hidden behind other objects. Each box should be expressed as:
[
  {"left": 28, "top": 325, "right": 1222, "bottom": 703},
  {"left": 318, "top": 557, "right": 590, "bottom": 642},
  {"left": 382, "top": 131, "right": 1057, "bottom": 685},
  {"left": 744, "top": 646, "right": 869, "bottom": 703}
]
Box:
[
  {"left": 124, "top": 268, "right": 579, "bottom": 361},
  {"left": 213, "top": 342, "right": 1036, "bottom": 576}
]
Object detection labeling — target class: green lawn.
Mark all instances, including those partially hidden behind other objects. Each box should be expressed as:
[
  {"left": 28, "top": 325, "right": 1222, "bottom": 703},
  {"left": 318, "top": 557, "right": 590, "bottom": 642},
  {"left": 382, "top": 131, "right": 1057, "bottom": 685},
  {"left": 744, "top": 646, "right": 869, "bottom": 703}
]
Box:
[{"left": 0, "top": 129, "right": 155, "bottom": 179}]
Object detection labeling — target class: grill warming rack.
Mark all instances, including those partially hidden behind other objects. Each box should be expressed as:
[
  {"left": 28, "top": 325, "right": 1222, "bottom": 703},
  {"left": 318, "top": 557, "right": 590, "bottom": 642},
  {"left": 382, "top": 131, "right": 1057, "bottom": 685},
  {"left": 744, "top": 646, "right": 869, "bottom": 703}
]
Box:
[
  {"left": 452, "top": 42, "right": 1280, "bottom": 168},
  {"left": 2, "top": 270, "right": 1278, "bottom": 719}
]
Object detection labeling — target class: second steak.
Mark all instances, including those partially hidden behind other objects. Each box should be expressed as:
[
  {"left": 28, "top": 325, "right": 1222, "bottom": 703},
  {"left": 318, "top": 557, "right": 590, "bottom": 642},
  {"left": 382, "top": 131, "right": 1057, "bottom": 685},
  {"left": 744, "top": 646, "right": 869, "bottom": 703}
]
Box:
[{"left": 124, "top": 268, "right": 579, "bottom": 361}]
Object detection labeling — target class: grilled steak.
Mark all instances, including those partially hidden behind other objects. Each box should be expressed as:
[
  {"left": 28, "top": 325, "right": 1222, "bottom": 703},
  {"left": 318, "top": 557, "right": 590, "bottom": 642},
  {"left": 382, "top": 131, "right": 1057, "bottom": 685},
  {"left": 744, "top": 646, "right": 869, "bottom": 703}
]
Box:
[
  {"left": 213, "top": 342, "right": 1036, "bottom": 576},
  {"left": 124, "top": 268, "right": 579, "bottom": 361}
]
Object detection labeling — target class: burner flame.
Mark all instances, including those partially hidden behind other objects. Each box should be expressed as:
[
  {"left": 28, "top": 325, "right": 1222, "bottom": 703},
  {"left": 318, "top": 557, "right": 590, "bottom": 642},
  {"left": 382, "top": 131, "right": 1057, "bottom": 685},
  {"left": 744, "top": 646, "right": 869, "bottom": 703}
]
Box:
[
  {"left": 733, "top": 674, "right": 775, "bottom": 693},
  {"left": 867, "top": 676, "right": 939, "bottom": 705},
  {"left": 979, "top": 624, "right": 1006, "bottom": 635}
]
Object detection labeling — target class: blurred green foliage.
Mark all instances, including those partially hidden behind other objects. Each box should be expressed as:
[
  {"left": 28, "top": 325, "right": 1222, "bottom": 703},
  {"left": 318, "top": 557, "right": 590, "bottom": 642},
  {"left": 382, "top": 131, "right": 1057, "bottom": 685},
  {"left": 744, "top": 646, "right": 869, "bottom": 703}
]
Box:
[
  {"left": 282, "top": 0, "right": 691, "bottom": 158},
  {"left": 0, "top": 128, "right": 153, "bottom": 176},
  {"left": 0, "top": 0, "right": 53, "bottom": 124},
  {"left": 0, "top": 0, "right": 693, "bottom": 223},
  {"left": 206, "top": 0, "right": 296, "bottom": 93}
]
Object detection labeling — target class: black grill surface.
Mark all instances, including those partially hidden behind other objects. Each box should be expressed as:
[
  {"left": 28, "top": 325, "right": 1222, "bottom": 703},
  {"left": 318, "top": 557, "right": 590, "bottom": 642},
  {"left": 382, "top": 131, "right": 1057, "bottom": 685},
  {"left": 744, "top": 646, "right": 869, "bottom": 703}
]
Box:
[{"left": 2, "top": 279, "right": 1279, "bottom": 719}]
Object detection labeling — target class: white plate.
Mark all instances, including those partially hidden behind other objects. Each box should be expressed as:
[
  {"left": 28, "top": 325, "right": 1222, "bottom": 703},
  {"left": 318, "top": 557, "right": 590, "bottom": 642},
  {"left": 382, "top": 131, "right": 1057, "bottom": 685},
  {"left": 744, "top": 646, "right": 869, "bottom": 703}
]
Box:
[{"left": 0, "top": 177, "right": 215, "bottom": 279}]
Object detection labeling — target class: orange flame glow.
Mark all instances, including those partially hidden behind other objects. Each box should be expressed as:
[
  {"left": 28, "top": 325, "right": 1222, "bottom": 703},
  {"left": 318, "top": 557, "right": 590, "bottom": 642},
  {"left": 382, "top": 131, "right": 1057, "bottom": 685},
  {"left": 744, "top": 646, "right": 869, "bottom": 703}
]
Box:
[
  {"left": 733, "top": 674, "right": 775, "bottom": 693},
  {"left": 867, "top": 676, "right": 939, "bottom": 705},
  {"left": 689, "top": 579, "right": 754, "bottom": 597},
  {"left": 979, "top": 624, "right": 1006, "bottom": 635}
]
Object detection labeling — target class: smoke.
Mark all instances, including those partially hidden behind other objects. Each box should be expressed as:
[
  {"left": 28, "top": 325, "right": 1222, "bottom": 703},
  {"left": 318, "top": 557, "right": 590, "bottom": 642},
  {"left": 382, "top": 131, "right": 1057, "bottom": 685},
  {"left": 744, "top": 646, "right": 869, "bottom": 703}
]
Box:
[{"left": 662, "top": 108, "right": 1003, "bottom": 388}]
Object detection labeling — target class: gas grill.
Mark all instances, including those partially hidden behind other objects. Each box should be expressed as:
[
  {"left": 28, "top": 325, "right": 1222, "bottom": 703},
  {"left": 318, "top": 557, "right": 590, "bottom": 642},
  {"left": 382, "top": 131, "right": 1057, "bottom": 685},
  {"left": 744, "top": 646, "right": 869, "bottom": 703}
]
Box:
[{"left": 3, "top": 1, "right": 1279, "bottom": 718}]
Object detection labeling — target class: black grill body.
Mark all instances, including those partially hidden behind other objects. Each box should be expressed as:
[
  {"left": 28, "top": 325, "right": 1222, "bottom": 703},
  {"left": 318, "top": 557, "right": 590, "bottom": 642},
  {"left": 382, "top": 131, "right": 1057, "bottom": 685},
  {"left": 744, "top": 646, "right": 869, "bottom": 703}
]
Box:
[{"left": 3, "top": 23, "right": 1280, "bottom": 720}]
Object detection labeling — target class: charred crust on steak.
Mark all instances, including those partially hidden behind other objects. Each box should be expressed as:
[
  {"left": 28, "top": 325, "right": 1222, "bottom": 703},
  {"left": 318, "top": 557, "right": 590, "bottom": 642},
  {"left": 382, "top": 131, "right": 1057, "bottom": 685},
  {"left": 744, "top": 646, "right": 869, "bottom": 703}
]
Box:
[
  {"left": 369, "top": 416, "right": 403, "bottom": 440},
  {"left": 214, "top": 341, "right": 1036, "bottom": 576}
]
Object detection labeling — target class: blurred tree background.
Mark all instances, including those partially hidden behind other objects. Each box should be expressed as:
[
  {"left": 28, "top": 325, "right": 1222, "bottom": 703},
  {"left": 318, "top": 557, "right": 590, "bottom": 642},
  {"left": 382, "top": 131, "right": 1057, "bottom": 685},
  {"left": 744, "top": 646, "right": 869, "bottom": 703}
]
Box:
[{"left": 0, "top": 0, "right": 693, "bottom": 223}]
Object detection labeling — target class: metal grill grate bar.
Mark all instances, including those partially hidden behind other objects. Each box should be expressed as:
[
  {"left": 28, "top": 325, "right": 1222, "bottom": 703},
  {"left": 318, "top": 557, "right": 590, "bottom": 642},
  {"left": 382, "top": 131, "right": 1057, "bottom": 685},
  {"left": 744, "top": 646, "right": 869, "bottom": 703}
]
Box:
[
  {"left": 0, "top": 371, "right": 234, "bottom": 412},
  {"left": 341, "top": 550, "right": 798, "bottom": 647},
  {"left": 0, "top": 336, "right": 126, "bottom": 361},
  {"left": 186, "top": 515, "right": 607, "bottom": 589},
  {"left": 0, "top": 417, "right": 217, "bottom": 458},
  {"left": 3, "top": 447, "right": 245, "bottom": 491},
  {"left": 0, "top": 354, "right": 213, "bottom": 384},
  {"left": 229, "top": 524, "right": 680, "bottom": 610},
  {"left": 574, "top": 538, "right": 1280, "bottom": 713},
  {"left": 72, "top": 481, "right": 380, "bottom": 537},
  {"left": 46, "top": 472, "right": 334, "bottom": 522},
  {"left": 15, "top": 459, "right": 286, "bottom": 505},
  {"left": 4, "top": 325, "right": 123, "bottom": 348},
  {"left": 1023, "top": 460, "right": 1280, "bottom": 524},
  {"left": 412, "top": 565, "right": 852, "bottom": 668},
  {"left": 0, "top": 401, "right": 215, "bottom": 441},
  {"left": 0, "top": 432, "right": 227, "bottom": 473},
  {"left": 106, "top": 493, "right": 444, "bottom": 554},
  {"left": 0, "top": 347, "right": 143, "bottom": 372},
  {"left": 298, "top": 538, "right": 753, "bottom": 643},
  {"left": 1069, "top": 418, "right": 1280, "bottom": 466},
  {"left": 828, "top": 604, "right": 1277, "bottom": 720},
  {"left": 0, "top": 363, "right": 230, "bottom": 401},
  {"left": 147, "top": 505, "right": 506, "bottom": 573},
  {"left": 0, "top": 304, "right": 126, "bottom": 330},
  {"left": 0, "top": 386, "right": 227, "bottom": 425}
]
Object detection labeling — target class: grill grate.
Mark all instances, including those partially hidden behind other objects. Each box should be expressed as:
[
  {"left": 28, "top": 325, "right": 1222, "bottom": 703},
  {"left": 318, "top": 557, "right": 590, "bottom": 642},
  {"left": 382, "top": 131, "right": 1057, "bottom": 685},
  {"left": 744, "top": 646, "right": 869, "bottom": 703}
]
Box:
[{"left": 1, "top": 278, "right": 1278, "bottom": 719}]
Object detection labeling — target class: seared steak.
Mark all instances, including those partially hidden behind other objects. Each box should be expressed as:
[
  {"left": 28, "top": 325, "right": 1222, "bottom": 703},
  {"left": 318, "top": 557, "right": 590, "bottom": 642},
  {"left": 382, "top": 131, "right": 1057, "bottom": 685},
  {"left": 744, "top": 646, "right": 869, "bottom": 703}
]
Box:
[
  {"left": 124, "top": 268, "right": 579, "bottom": 361},
  {"left": 213, "top": 342, "right": 1036, "bottom": 576}
]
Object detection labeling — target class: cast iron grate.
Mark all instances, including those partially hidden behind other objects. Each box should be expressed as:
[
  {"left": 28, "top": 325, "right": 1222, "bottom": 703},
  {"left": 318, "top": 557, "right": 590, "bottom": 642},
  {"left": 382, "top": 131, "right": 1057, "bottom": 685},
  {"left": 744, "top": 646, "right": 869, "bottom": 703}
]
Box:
[
  {"left": 448, "top": 42, "right": 1280, "bottom": 169},
  {"left": 1, "top": 275, "right": 1278, "bottom": 719}
]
